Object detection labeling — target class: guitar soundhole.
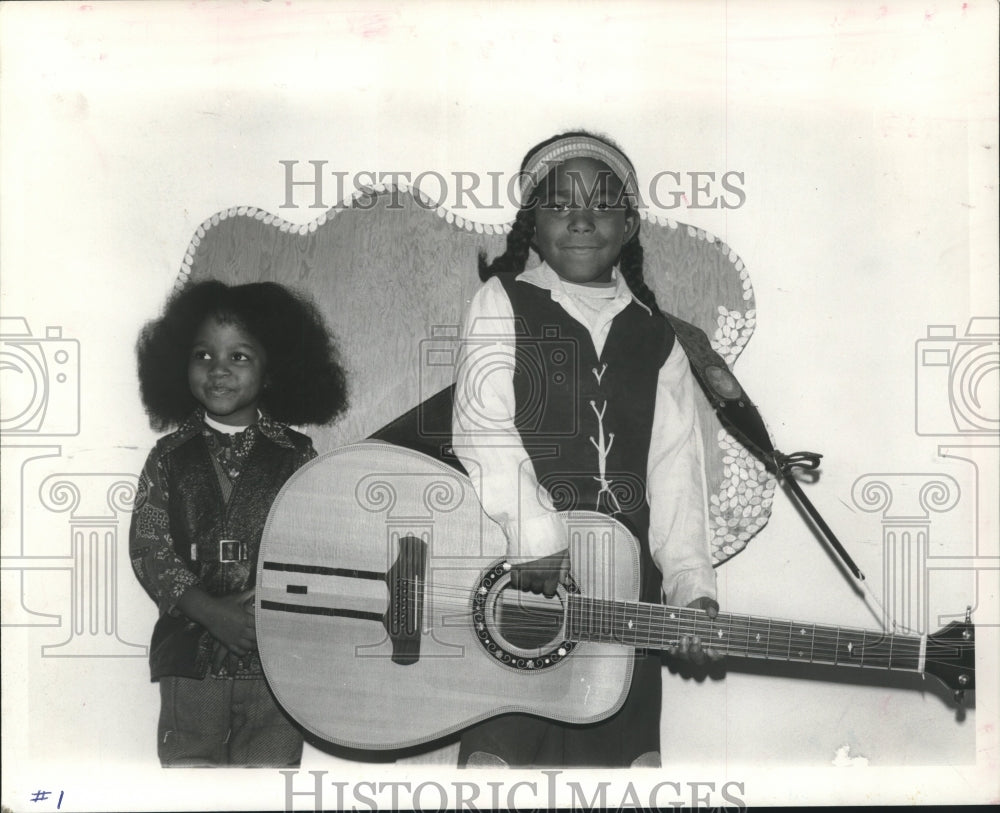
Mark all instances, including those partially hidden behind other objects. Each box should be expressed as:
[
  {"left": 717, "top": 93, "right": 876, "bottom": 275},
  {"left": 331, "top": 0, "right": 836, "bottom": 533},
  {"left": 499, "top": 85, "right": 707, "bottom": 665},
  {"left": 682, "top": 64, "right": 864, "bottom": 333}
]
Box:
[
  {"left": 471, "top": 560, "right": 577, "bottom": 672},
  {"left": 493, "top": 587, "right": 565, "bottom": 650}
]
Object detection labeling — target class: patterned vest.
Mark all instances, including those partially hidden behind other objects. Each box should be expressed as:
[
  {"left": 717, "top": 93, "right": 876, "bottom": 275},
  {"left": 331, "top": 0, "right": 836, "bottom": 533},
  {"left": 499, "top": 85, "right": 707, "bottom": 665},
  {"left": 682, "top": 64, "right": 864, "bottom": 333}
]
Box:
[
  {"left": 164, "top": 433, "right": 307, "bottom": 593},
  {"left": 150, "top": 425, "right": 313, "bottom": 679}
]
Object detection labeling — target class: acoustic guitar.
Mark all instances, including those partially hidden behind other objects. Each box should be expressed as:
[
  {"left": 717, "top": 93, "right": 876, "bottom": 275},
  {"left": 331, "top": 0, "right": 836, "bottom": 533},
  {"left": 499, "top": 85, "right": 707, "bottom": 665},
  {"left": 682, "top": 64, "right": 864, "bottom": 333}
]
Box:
[{"left": 256, "top": 441, "right": 975, "bottom": 751}]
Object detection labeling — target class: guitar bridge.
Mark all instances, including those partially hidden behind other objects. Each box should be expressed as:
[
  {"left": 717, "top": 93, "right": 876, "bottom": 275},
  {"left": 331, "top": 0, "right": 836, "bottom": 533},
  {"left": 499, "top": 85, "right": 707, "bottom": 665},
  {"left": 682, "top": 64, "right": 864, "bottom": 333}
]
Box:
[{"left": 383, "top": 536, "right": 427, "bottom": 665}]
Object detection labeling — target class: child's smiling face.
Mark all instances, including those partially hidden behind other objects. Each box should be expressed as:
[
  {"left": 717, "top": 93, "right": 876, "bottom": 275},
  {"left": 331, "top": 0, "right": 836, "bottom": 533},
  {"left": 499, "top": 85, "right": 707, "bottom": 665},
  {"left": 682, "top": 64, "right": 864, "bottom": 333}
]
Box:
[
  {"left": 188, "top": 315, "right": 267, "bottom": 426},
  {"left": 532, "top": 157, "right": 639, "bottom": 285}
]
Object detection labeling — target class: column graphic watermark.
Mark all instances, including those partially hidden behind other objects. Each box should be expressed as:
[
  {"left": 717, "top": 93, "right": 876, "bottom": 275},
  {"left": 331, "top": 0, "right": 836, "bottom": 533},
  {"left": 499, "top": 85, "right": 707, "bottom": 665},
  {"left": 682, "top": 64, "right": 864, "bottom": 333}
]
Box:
[
  {"left": 917, "top": 318, "right": 1000, "bottom": 627},
  {"left": 852, "top": 474, "right": 960, "bottom": 633},
  {"left": 852, "top": 316, "right": 999, "bottom": 634},
  {"left": 37, "top": 473, "right": 147, "bottom": 657},
  {"left": 0, "top": 314, "right": 146, "bottom": 658}
]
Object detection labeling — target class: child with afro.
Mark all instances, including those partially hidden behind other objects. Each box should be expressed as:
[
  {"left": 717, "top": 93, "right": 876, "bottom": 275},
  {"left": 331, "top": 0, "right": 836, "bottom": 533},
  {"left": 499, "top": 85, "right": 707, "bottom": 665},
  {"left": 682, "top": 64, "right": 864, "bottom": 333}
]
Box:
[{"left": 130, "top": 280, "right": 348, "bottom": 767}]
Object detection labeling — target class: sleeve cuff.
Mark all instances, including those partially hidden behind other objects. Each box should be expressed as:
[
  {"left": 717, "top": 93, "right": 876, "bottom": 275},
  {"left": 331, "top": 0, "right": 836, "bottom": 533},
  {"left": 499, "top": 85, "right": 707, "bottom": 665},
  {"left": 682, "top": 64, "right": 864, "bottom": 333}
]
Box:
[
  {"left": 663, "top": 566, "right": 717, "bottom": 609},
  {"left": 161, "top": 572, "right": 200, "bottom": 616},
  {"left": 504, "top": 512, "right": 567, "bottom": 564}
]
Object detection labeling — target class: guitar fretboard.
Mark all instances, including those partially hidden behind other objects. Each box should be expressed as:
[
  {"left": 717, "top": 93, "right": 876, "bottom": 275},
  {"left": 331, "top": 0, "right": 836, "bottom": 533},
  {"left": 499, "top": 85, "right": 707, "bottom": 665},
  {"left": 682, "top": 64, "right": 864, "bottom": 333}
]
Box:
[{"left": 565, "top": 595, "right": 923, "bottom": 672}]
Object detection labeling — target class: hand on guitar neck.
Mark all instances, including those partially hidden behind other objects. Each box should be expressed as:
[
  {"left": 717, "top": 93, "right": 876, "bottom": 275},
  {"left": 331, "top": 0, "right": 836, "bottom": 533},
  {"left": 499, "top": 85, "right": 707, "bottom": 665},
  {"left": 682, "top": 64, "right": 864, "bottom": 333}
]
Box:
[
  {"left": 254, "top": 443, "right": 975, "bottom": 750},
  {"left": 510, "top": 550, "right": 724, "bottom": 665},
  {"left": 670, "top": 596, "right": 724, "bottom": 665}
]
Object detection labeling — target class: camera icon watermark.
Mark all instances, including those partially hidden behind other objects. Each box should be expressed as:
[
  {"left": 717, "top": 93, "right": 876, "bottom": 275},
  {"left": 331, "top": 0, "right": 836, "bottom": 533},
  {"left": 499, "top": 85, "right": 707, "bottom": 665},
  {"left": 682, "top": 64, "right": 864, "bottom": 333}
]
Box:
[
  {"left": 850, "top": 315, "right": 1000, "bottom": 637},
  {"left": 915, "top": 317, "right": 999, "bottom": 437},
  {"left": 0, "top": 317, "right": 80, "bottom": 436},
  {"left": 423, "top": 320, "right": 580, "bottom": 438}
]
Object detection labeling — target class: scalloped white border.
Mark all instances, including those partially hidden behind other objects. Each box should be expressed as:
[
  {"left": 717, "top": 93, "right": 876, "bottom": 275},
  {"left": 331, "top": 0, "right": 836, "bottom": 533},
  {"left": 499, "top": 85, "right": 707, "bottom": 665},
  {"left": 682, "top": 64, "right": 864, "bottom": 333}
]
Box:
[
  {"left": 174, "top": 186, "right": 755, "bottom": 294},
  {"left": 175, "top": 185, "right": 514, "bottom": 288},
  {"left": 173, "top": 185, "right": 774, "bottom": 564},
  {"left": 710, "top": 428, "right": 777, "bottom": 564}
]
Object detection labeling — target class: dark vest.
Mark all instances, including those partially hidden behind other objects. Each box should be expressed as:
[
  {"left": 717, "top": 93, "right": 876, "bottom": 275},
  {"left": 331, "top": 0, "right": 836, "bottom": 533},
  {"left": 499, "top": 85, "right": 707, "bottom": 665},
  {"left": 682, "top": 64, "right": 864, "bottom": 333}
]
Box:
[
  {"left": 499, "top": 274, "right": 674, "bottom": 602},
  {"left": 165, "top": 432, "right": 307, "bottom": 591},
  {"left": 149, "top": 427, "right": 312, "bottom": 679}
]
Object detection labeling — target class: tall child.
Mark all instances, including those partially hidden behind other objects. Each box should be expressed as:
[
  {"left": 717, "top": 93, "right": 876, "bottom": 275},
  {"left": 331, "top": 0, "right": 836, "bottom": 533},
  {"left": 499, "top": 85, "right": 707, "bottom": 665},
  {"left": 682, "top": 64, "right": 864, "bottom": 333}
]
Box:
[
  {"left": 130, "top": 280, "right": 348, "bottom": 767},
  {"left": 451, "top": 131, "right": 721, "bottom": 768}
]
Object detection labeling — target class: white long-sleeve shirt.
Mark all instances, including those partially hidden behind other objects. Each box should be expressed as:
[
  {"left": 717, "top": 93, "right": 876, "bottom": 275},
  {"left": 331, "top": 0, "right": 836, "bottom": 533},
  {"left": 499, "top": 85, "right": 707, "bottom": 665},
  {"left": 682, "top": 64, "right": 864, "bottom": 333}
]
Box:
[{"left": 451, "top": 262, "right": 716, "bottom": 607}]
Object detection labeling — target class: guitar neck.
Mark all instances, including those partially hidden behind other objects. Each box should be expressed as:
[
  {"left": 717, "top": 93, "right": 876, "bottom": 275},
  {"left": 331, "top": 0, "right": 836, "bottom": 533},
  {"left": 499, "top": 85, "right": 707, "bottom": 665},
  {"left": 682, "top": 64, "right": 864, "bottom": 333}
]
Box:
[{"left": 566, "top": 595, "right": 924, "bottom": 674}]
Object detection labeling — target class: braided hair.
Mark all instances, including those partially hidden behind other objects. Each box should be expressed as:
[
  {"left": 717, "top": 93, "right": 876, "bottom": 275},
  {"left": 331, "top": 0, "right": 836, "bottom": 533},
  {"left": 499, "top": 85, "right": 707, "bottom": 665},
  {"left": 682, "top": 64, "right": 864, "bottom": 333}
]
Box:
[{"left": 479, "top": 130, "right": 660, "bottom": 315}]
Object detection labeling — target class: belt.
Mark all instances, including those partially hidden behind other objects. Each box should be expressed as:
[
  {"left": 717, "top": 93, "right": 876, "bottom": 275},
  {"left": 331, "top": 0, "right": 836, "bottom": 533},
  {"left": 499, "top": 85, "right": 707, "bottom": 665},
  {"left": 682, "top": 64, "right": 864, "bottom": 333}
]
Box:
[{"left": 189, "top": 539, "right": 249, "bottom": 563}]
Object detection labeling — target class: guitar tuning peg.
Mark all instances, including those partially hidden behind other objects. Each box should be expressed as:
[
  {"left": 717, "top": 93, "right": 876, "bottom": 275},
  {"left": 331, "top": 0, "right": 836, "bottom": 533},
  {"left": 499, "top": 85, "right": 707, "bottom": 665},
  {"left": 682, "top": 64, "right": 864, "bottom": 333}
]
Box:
[{"left": 953, "top": 689, "right": 965, "bottom": 705}]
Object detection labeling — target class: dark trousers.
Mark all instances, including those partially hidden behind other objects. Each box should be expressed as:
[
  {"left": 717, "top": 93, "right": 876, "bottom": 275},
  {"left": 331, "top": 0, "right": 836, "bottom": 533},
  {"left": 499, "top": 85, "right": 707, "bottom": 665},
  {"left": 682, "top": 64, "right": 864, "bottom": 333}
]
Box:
[{"left": 157, "top": 675, "right": 303, "bottom": 767}]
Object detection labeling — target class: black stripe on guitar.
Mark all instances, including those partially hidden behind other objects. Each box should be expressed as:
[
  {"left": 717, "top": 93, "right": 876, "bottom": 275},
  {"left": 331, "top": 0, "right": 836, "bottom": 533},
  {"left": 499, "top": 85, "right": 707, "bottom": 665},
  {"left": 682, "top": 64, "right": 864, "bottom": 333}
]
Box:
[
  {"left": 262, "top": 560, "right": 384, "bottom": 581},
  {"left": 259, "top": 599, "right": 383, "bottom": 624}
]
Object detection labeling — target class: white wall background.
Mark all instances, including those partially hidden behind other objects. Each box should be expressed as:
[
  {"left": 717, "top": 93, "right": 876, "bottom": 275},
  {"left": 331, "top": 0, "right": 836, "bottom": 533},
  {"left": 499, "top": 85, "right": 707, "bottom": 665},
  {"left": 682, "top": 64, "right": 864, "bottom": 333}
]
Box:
[{"left": 1, "top": 1, "right": 997, "bottom": 809}]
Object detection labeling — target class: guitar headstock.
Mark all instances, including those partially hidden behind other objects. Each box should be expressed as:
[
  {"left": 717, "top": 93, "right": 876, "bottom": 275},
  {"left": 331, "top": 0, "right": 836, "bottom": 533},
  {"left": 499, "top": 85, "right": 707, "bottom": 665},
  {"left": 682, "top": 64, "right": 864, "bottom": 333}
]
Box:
[{"left": 924, "top": 609, "right": 975, "bottom": 703}]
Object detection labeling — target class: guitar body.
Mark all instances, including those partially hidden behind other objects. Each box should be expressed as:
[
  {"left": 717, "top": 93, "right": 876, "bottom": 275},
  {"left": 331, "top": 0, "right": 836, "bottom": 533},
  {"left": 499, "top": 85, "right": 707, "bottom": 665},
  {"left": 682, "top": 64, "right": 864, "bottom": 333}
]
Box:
[{"left": 257, "top": 441, "right": 640, "bottom": 751}]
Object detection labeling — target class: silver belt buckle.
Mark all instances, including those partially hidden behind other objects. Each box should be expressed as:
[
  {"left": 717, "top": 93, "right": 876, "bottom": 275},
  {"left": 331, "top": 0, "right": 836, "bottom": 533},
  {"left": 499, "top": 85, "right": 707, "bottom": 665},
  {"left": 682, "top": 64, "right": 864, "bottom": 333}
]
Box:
[{"left": 218, "top": 539, "right": 246, "bottom": 563}]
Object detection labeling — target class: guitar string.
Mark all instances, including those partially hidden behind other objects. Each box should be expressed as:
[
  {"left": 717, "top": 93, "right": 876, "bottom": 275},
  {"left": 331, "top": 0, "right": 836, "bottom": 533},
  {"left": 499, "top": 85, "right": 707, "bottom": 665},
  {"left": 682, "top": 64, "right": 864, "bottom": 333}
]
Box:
[
  {"left": 309, "top": 579, "right": 968, "bottom": 669},
  {"left": 294, "top": 588, "right": 966, "bottom": 670},
  {"left": 379, "top": 577, "right": 942, "bottom": 653},
  {"left": 465, "top": 610, "right": 955, "bottom": 671},
  {"left": 387, "top": 576, "right": 933, "bottom": 649}
]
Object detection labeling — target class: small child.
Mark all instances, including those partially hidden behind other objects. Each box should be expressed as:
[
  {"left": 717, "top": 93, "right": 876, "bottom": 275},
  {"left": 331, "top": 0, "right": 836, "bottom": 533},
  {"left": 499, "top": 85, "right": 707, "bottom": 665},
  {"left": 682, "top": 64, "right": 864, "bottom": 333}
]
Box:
[
  {"left": 451, "top": 131, "right": 721, "bottom": 768},
  {"left": 130, "top": 280, "right": 348, "bottom": 767}
]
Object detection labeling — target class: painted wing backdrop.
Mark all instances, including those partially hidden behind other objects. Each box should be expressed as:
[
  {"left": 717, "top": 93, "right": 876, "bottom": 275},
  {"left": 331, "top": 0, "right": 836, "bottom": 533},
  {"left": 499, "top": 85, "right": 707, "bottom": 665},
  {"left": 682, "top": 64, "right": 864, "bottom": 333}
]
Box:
[{"left": 182, "top": 185, "right": 774, "bottom": 567}]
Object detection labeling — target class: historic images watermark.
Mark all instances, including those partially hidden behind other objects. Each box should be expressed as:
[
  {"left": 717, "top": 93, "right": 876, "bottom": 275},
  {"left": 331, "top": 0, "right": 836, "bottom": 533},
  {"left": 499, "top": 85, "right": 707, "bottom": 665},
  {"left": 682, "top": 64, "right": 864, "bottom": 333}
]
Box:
[
  {"left": 281, "top": 769, "right": 747, "bottom": 811},
  {"left": 278, "top": 161, "right": 747, "bottom": 211}
]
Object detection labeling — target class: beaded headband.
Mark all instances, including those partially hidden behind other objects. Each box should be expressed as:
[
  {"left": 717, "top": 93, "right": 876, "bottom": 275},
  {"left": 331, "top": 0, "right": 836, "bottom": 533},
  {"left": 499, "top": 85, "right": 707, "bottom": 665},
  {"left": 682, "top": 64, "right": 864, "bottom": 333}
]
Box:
[{"left": 519, "top": 135, "right": 638, "bottom": 205}]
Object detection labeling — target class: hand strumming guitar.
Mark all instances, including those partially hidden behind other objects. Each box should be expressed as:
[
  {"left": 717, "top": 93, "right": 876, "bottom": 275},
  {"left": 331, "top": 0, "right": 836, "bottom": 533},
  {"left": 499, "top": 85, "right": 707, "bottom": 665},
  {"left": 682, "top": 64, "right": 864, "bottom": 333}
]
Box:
[
  {"left": 508, "top": 549, "right": 570, "bottom": 599},
  {"left": 511, "top": 552, "right": 723, "bottom": 664}
]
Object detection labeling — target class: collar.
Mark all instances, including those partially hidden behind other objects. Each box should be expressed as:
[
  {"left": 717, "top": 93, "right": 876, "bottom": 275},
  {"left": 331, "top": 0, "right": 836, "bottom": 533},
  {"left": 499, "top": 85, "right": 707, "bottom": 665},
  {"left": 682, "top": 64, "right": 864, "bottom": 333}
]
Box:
[
  {"left": 203, "top": 410, "right": 259, "bottom": 435},
  {"left": 167, "top": 409, "right": 297, "bottom": 449},
  {"left": 517, "top": 262, "right": 652, "bottom": 316}
]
